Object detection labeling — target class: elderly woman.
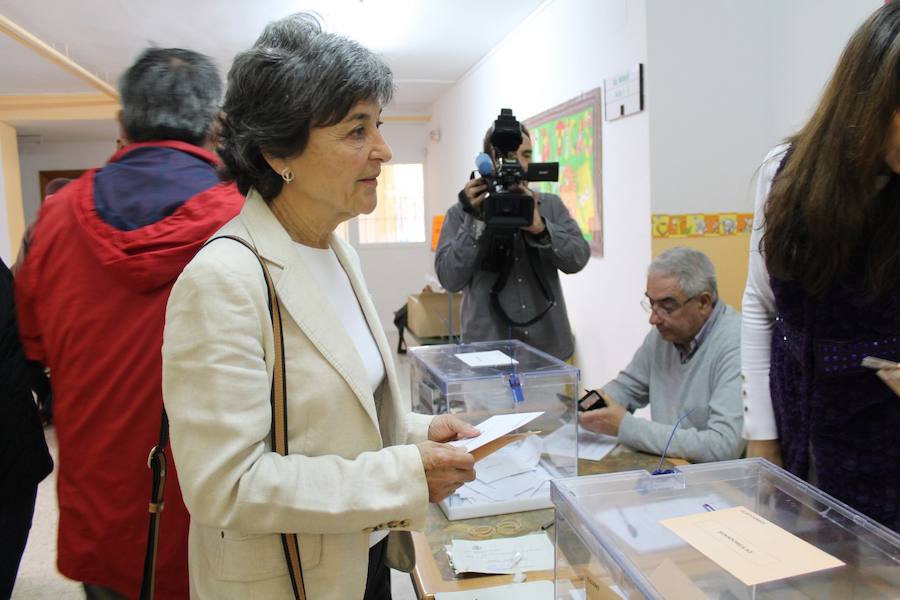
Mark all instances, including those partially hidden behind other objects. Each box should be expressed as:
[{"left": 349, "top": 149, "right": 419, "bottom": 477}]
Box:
[{"left": 162, "top": 14, "right": 477, "bottom": 600}]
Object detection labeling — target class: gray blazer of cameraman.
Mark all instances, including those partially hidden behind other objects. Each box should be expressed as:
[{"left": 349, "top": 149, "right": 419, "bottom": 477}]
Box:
[{"left": 435, "top": 192, "right": 590, "bottom": 360}]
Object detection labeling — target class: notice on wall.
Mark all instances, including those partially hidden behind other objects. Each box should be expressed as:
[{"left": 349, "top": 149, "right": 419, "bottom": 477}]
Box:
[{"left": 604, "top": 64, "right": 644, "bottom": 121}]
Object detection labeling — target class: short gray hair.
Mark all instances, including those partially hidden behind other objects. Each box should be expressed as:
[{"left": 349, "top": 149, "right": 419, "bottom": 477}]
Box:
[
  {"left": 218, "top": 12, "right": 395, "bottom": 201},
  {"left": 648, "top": 247, "right": 718, "bottom": 302},
  {"left": 119, "top": 47, "right": 222, "bottom": 147}
]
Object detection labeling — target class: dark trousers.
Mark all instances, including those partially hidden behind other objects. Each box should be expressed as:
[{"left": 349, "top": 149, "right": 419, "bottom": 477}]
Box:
[
  {"left": 363, "top": 537, "right": 392, "bottom": 600},
  {"left": 0, "top": 484, "right": 38, "bottom": 599}
]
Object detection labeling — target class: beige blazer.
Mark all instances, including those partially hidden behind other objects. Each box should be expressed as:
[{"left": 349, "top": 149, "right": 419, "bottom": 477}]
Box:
[{"left": 162, "top": 190, "right": 433, "bottom": 599}]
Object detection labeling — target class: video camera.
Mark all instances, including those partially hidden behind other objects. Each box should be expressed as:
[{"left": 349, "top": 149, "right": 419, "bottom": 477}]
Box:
[{"left": 480, "top": 108, "right": 559, "bottom": 229}]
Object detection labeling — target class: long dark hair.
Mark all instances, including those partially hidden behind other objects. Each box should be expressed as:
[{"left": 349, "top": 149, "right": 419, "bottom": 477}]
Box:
[{"left": 762, "top": 2, "right": 900, "bottom": 297}]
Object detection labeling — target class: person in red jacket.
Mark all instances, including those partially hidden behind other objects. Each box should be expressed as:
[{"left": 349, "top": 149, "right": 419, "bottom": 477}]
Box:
[{"left": 14, "top": 47, "right": 244, "bottom": 600}]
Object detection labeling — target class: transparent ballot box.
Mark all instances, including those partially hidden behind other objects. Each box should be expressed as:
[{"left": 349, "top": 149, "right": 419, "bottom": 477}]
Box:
[
  {"left": 409, "top": 340, "right": 580, "bottom": 520},
  {"left": 551, "top": 458, "right": 900, "bottom": 599}
]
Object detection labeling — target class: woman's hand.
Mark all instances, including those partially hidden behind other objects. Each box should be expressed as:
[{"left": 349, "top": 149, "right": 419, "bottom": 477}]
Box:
[
  {"left": 746, "top": 439, "right": 783, "bottom": 466},
  {"left": 427, "top": 414, "right": 480, "bottom": 443},
  {"left": 415, "top": 442, "right": 476, "bottom": 503}
]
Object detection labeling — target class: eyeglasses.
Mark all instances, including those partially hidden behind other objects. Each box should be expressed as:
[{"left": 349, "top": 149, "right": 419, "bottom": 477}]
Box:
[{"left": 640, "top": 295, "right": 697, "bottom": 318}]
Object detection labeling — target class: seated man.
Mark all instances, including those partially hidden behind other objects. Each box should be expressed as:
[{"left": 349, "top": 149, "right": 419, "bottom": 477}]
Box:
[{"left": 580, "top": 247, "right": 744, "bottom": 462}]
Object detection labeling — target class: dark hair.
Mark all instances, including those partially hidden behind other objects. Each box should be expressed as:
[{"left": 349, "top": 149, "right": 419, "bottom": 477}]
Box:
[
  {"left": 43, "top": 178, "right": 72, "bottom": 198},
  {"left": 119, "top": 47, "right": 222, "bottom": 146},
  {"left": 218, "top": 13, "right": 394, "bottom": 201},
  {"left": 762, "top": 2, "right": 900, "bottom": 296},
  {"left": 482, "top": 122, "right": 531, "bottom": 156}
]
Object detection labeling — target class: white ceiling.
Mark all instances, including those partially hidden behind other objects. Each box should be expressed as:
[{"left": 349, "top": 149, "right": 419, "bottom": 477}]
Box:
[{"left": 1, "top": 0, "right": 547, "bottom": 142}]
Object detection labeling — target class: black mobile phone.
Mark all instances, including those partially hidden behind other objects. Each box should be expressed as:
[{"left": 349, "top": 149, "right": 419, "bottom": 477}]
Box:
[{"left": 577, "top": 389, "right": 607, "bottom": 412}]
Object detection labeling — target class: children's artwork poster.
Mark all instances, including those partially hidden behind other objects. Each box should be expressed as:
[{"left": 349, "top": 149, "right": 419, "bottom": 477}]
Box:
[{"left": 524, "top": 89, "right": 603, "bottom": 256}]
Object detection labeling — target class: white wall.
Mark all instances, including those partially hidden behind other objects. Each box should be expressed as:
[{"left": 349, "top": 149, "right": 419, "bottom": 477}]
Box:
[
  {"left": 767, "top": 0, "right": 883, "bottom": 139},
  {"left": 647, "top": 0, "right": 771, "bottom": 214},
  {"left": 426, "top": 0, "right": 652, "bottom": 389},
  {"left": 18, "top": 140, "right": 115, "bottom": 223},
  {"left": 646, "top": 0, "right": 883, "bottom": 214},
  {"left": 355, "top": 120, "right": 434, "bottom": 330}
]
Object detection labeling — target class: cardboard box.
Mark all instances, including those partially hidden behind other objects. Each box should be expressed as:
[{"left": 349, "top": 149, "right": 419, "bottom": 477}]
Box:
[{"left": 406, "top": 292, "right": 462, "bottom": 338}]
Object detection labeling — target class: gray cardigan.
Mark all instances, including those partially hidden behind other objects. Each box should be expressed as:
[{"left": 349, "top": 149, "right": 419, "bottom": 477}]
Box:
[{"left": 603, "top": 304, "right": 745, "bottom": 462}]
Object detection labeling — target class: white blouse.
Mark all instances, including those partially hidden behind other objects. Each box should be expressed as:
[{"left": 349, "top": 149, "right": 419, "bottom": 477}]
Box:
[
  {"left": 740, "top": 144, "right": 788, "bottom": 440},
  {"left": 291, "top": 242, "right": 385, "bottom": 395}
]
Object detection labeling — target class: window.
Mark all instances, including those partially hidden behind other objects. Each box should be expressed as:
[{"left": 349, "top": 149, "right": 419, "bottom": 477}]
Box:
[{"left": 357, "top": 163, "right": 425, "bottom": 244}]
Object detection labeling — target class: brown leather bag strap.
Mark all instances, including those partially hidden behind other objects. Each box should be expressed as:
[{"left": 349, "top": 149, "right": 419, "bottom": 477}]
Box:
[{"left": 140, "top": 235, "right": 306, "bottom": 600}]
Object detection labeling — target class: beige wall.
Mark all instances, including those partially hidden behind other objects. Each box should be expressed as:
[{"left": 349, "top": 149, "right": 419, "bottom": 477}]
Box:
[
  {"left": 651, "top": 234, "right": 751, "bottom": 312},
  {"left": 0, "top": 121, "right": 24, "bottom": 263}
]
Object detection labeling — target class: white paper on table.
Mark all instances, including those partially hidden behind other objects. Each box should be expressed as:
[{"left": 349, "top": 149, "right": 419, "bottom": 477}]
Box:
[
  {"left": 449, "top": 412, "right": 543, "bottom": 452},
  {"left": 459, "top": 468, "right": 552, "bottom": 501},
  {"left": 454, "top": 350, "right": 520, "bottom": 368},
  {"left": 543, "top": 424, "right": 617, "bottom": 461},
  {"left": 435, "top": 580, "right": 553, "bottom": 600},
  {"left": 475, "top": 435, "right": 543, "bottom": 483},
  {"left": 448, "top": 534, "right": 554, "bottom": 574}
]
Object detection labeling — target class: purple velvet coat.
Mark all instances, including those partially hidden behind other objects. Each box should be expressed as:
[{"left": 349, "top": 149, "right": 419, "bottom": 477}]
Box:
[{"left": 769, "top": 177, "right": 900, "bottom": 531}]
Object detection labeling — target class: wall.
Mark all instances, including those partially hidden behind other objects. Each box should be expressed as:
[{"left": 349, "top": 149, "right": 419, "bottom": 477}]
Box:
[
  {"left": 0, "top": 122, "right": 23, "bottom": 264},
  {"left": 18, "top": 139, "right": 115, "bottom": 223},
  {"left": 426, "top": 0, "right": 652, "bottom": 389},
  {"left": 645, "top": 0, "right": 882, "bottom": 310},
  {"left": 355, "top": 120, "right": 435, "bottom": 330}
]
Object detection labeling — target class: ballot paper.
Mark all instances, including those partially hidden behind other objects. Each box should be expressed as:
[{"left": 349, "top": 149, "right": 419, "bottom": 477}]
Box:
[
  {"left": 660, "top": 506, "right": 845, "bottom": 586},
  {"left": 449, "top": 412, "right": 543, "bottom": 453},
  {"left": 474, "top": 433, "right": 543, "bottom": 483},
  {"left": 447, "top": 534, "right": 554, "bottom": 574},
  {"left": 454, "top": 435, "right": 553, "bottom": 503},
  {"left": 455, "top": 350, "right": 520, "bottom": 368},
  {"left": 543, "top": 423, "right": 617, "bottom": 461},
  {"left": 435, "top": 580, "right": 553, "bottom": 600}
]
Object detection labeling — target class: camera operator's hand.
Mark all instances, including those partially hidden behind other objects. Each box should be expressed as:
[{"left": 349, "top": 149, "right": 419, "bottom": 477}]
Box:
[
  {"left": 514, "top": 183, "right": 546, "bottom": 235},
  {"left": 463, "top": 177, "right": 489, "bottom": 209}
]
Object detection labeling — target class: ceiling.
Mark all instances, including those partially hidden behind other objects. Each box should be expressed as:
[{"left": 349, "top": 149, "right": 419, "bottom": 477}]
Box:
[{"left": 0, "top": 0, "right": 546, "bottom": 142}]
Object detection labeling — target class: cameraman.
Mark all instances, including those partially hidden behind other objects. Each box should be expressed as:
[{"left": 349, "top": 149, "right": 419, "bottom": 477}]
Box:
[{"left": 435, "top": 122, "right": 590, "bottom": 361}]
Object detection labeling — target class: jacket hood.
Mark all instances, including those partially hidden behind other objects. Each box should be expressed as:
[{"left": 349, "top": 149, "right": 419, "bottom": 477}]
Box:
[{"left": 68, "top": 142, "right": 244, "bottom": 292}]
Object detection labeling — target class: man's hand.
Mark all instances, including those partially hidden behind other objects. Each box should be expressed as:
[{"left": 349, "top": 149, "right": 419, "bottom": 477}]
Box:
[
  {"left": 428, "top": 414, "right": 480, "bottom": 443},
  {"left": 415, "top": 441, "right": 476, "bottom": 503},
  {"left": 516, "top": 184, "right": 545, "bottom": 235},
  {"left": 746, "top": 439, "right": 783, "bottom": 467},
  {"left": 578, "top": 392, "right": 626, "bottom": 436},
  {"left": 463, "top": 177, "right": 489, "bottom": 209}
]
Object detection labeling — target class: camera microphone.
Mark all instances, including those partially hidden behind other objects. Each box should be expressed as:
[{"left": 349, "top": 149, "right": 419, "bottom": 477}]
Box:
[{"left": 475, "top": 152, "right": 494, "bottom": 177}]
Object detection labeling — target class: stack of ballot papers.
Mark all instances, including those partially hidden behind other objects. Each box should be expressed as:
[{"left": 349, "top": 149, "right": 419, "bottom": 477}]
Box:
[
  {"left": 446, "top": 534, "right": 555, "bottom": 575},
  {"left": 453, "top": 435, "right": 553, "bottom": 504}
]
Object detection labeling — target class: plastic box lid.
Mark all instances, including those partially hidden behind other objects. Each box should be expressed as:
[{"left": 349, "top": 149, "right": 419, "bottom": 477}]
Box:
[
  {"left": 551, "top": 458, "right": 900, "bottom": 598},
  {"left": 408, "top": 339, "right": 577, "bottom": 394}
]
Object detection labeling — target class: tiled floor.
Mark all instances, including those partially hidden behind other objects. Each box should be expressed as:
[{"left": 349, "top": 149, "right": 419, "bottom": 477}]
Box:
[{"left": 12, "top": 341, "right": 418, "bottom": 600}]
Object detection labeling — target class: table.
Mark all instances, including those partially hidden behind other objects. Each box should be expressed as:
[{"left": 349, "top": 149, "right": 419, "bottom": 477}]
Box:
[{"left": 410, "top": 445, "right": 688, "bottom": 599}]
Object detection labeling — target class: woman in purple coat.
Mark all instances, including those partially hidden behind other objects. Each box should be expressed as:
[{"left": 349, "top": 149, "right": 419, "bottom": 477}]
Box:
[{"left": 741, "top": 2, "right": 900, "bottom": 530}]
